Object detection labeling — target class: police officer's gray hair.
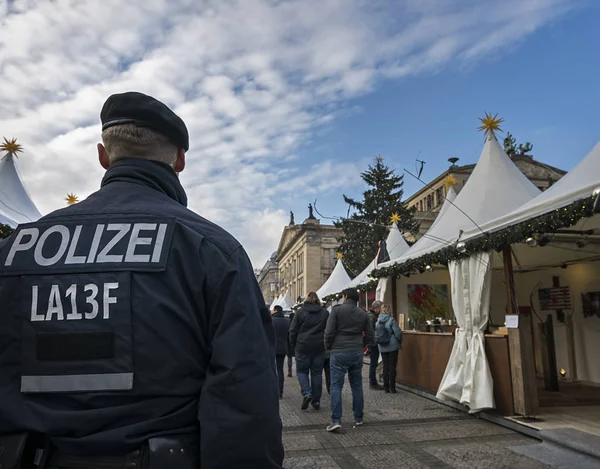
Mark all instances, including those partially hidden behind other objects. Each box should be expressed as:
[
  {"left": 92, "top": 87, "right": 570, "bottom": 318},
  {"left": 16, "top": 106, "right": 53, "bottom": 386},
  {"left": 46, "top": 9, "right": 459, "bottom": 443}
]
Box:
[{"left": 101, "top": 124, "right": 178, "bottom": 165}]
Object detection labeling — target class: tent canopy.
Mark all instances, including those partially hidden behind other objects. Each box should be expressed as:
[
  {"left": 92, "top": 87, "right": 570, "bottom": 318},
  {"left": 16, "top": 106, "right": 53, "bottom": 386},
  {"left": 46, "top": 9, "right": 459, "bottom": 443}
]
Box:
[
  {"left": 271, "top": 291, "right": 294, "bottom": 310},
  {"left": 346, "top": 222, "right": 410, "bottom": 289},
  {"left": 0, "top": 152, "right": 42, "bottom": 227},
  {"left": 378, "top": 133, "right": 540, "bottom": 269},
  {"left": 316, "top": 258, "right": 352, "bottom": 300},
  {"left": 462, "top": 140, "right": 600, "bottom": 240}
]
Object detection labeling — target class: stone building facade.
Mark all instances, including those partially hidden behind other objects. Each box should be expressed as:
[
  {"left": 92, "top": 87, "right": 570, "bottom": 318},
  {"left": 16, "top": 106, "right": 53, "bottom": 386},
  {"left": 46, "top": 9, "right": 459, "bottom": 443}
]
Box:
[
  {"left": 256, "top": 252, "right": 279, "bottom": 306},
  {"left": 276, "top": 211, "right": 343, "bottom": 303},
  {"left": 405, "top": 155, "right": 566, "bottom": 237}
]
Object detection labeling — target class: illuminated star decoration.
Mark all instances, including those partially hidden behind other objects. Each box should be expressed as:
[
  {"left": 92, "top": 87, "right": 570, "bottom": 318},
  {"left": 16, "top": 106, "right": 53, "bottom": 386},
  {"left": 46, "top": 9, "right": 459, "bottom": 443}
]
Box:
[
  {"left": 444, "top": 175, "right": 457, "bottom": 190},
  {"left": 390, "top": 212, "right": 401, "bottom": 224},
  {"left": 65, "top": 193, "right": 79, "bottom": 205},
  {"left": 477, "top": 112, "right": 504, "bottom": 138},
  {"left": 336, "top": 252, "right": 344, "bottom": 259},
  {"left": 0, "top": 137, "right": 23, "bottom": 156},
  {"left": 375, "top": 155, "right": 383, "bottom": 164}
]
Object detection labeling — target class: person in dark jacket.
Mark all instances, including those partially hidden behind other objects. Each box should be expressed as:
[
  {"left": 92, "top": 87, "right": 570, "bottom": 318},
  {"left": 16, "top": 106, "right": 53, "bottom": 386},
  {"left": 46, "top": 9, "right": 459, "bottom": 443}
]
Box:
[
  {"left": 324, "top": 288, "right": 373, "bottom": 432},
  {"left": 289, "top": 292, "right": 329, "bottom": 411},
  {"left": 287, "top": 309, "right": 296, "bottom": 377},
  {"left": 376, "top": 304, "right": 403, "bottom": 393},
  {"left": 0, "top": 92, "right": 284, "bottom": 469},
  {"left": 272, "top": 306, "right": 290, "bottom": 398},
  {"left": 367, "top": 300, "right": 383, "bottom": 390}
]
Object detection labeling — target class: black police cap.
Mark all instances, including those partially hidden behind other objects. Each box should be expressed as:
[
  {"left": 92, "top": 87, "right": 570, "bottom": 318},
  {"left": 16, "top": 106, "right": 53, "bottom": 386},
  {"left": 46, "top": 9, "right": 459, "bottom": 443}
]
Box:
[{"left": 101, "top": 91, "right": 189, "bottom": 151}]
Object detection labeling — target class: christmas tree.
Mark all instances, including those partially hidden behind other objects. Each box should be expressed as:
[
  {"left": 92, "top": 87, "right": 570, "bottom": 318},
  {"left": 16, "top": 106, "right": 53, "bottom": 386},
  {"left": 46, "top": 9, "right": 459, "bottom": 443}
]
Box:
[{"left": 335, "top": 156, "right": 416, "bottom": 275}]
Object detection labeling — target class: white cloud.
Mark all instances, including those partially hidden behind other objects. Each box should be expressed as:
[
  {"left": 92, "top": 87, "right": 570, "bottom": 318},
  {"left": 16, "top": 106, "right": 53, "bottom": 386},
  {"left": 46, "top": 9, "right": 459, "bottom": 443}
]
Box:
[{"left": 0, "top": 0, "right": 573, "bottom": 266}]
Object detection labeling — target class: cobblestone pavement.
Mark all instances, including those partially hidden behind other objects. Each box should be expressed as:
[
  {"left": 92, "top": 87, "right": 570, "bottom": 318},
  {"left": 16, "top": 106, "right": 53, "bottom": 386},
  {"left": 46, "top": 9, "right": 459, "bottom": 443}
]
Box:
[{"left": 281, "top": 362, "right": 551, "bottom": 469}]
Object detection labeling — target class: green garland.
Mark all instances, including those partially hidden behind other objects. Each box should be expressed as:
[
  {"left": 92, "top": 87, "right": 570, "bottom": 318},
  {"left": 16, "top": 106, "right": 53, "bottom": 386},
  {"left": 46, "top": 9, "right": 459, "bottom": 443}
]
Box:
[
  {"left": 370, "top": 195, "right": 596, "bottom": 279},
  {"left": 0, "top": 223, "right": 14, "bottom": 239}
]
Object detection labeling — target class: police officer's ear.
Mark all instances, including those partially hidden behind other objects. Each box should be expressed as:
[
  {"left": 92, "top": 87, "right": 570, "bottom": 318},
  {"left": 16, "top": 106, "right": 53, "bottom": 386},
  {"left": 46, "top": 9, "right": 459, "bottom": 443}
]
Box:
[
  {"left": 98, "top": 143, "right": 111, "bottom": 170},
  {"left": 173, "top": 147, "right": 186, "bottom": 173}
]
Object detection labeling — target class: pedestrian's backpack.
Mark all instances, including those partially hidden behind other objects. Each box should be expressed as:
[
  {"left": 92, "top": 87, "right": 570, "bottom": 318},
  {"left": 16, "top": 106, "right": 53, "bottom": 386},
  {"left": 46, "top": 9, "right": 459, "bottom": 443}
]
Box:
[{"left": 375, "top": 320, "right": 392, "bottom": 345}]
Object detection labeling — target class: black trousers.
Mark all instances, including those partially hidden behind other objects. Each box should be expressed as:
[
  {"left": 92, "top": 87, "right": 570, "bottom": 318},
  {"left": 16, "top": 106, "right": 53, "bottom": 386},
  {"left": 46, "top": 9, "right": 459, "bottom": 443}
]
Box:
[
  {"left": 287, "top": 350, "right": 293, "bottom": 376},
  {"left": 381, "top": 351, "right": 399, "bottom": 391},
  {"left": 276, "top": 354, "right": 286, "bottom": 396},
  {"left": 369, "top": 345, "right": 380, "bottom": 385},
  {"left": 323, "top": 357, "right": 331, "bottom": 394}
]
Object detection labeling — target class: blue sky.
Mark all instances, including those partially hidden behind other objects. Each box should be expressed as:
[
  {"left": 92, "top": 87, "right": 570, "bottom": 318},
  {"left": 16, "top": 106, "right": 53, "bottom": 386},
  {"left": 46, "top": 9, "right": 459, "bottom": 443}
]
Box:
[
  {"left": 289, "top": 1, "right": 600, "bottom": 224},
  {"left": 1, "top": 0, "right": 598, "bottom": 266}
]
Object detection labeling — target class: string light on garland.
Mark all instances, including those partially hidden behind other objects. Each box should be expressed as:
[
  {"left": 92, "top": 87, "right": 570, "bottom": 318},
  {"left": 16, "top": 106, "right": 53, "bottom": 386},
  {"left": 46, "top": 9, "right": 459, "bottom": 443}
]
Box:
[
  {"left": 371, "top": 195, "right": 596, "bottom": 279},
  {"left": 0, "top": 223, "right": 14, "bottom": 239}
]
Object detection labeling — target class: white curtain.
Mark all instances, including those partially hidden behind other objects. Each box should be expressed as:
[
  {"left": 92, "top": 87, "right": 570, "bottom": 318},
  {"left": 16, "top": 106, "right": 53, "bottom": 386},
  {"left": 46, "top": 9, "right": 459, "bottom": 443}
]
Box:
[
  {"left": 375, "top": 277, "right": 389, "bottom": 302},
  {"left": 436, "top": 260, "right": 468, "bottom": 403},
  {"left": 437, "top": 253, "right": 495, "bottom": 413}
]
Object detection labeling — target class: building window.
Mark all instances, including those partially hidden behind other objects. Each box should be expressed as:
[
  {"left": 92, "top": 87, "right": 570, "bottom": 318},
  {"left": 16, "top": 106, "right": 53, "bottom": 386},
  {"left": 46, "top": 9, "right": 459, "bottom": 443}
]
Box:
[
  {"left": 426, "top": 194, "right": 432, "bottom": 211},
  {"left": 298, "top": 252, "right": 304, "bottom": 274}
]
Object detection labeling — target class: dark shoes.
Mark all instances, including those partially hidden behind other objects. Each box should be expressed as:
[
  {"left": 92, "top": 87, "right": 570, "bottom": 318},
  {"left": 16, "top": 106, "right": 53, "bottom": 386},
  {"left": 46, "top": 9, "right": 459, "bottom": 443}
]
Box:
[
  {"left": 288, "top": 373, "right": 293, "bottom": 377},
  {"left": 391, "top": 388, "right": 397, "bottom": 394},
  {"left": 312, "top": 402, "right": 320, "bottom": 411},
  {"left": 370, "top": 383, "right": 384, "bottom": 391},
  {"left": 301, "top": 396, "right": 312, "bottom": 410}
]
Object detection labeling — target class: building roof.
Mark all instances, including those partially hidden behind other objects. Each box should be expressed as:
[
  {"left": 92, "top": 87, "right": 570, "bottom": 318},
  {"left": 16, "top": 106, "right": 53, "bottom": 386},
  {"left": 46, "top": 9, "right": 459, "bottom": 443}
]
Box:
[
  {"left": 0, "top": 150, "right": 42, "bottom": 227},
  {"left": 316, "top": 258, "right": 352, "bottom": 300},
  {"left": 462, "top": 139, "right": 600, "bottom": 240},
  {"left": 380, "top": 132, "right": 541, "bottom": 267},
  {"left": 276, "top": 221, "right": 340, "bottom": 262}
]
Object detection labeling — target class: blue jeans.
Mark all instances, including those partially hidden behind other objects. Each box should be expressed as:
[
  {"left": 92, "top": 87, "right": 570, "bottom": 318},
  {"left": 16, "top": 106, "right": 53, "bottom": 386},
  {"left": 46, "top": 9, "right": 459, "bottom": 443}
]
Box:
[
  {"left": 330, "top": 351, "right": 364, "bottom": 424},
  {"left": 295, "top": 352, "right": 325, "bottom": 405}
]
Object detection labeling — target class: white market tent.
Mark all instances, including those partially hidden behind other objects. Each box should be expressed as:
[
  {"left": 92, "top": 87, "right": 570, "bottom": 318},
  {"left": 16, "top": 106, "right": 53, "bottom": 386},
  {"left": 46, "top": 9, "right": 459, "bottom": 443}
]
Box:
[
  {"left": 461, "top": 140, "right": 600, "bottom": 241},
  {"left": 345, "top": 222, "right": 410, "bottom": 290},
  {"left": 271, "top": 291, "right": 294, "bottom": 311},
  {"left": 373, "top": 186, "right": 458, "bottom": 302},
  {"left": 316, "top": 258, "right": 352, "bottom": 300},
  {"left": 379, "top": 133, "right": 540, "bottom": 269},
  {"left": 377, "top": 131, "right": 543, "bottom": 414},
  {"left": 0, "top": 146, "right": 42, "bottom": 227}
]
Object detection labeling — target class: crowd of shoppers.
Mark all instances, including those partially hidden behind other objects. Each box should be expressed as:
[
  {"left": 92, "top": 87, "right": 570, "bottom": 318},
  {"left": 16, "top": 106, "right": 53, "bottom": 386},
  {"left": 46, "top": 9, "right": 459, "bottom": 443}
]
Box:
[{"left": 270, "top": 290, "right": 402, "bottom": 433}]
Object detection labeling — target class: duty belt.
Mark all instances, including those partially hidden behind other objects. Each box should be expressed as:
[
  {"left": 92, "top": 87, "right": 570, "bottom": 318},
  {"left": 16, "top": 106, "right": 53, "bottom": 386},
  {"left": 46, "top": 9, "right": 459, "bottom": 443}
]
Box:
[{"left": 0, "top": 433, "right": 198, "bottom": 469}]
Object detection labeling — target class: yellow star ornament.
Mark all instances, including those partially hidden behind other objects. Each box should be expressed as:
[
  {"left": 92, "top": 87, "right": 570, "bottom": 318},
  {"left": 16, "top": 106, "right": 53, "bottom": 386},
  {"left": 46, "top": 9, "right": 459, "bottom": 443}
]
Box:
[
  {"left": 336, "top": 252, "right": 344, "bottom": 260},
  {"left": 0, "top": 137, "right": 23, "bottom": 155},
  {"left": 65, "top": 193, "right": 79, "bottom": 205},
  {"left": 477, "top": 112, "right": 504, "bottom": 138},
  {"left": 390, "top": 212, "right": 401, "bottom": 224},
  {"left": 444, "top": 175, "right": 457, "bottom": 189}
]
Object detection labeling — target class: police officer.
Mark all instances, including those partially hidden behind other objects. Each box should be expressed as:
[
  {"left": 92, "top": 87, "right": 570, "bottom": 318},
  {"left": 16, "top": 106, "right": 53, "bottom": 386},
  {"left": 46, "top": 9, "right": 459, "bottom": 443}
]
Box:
[{"left": 0, "top": 92, "right": 285, "bottom": 469}]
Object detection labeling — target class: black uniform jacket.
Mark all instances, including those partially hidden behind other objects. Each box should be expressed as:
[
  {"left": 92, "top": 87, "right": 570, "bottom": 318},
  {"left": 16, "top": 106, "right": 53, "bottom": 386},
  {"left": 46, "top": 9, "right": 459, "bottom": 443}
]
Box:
[{"left": 0, "top": 158, "right": 284, "bottom": 468}]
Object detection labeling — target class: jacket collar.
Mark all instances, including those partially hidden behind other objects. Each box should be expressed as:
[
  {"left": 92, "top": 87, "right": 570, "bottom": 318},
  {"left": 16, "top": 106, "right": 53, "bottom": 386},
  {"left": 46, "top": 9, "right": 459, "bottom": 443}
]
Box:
[
  {"left": 101, "top": 158, "right": 188, "bottom": 206},
  {"left": 343, "top": 299, "right": 357, "bottom": 306}
]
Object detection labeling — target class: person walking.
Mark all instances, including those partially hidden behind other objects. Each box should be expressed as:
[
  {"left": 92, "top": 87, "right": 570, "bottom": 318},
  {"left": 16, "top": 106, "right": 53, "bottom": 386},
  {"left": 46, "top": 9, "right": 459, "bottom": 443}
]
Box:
[
  {"left": 0, "top": 92, "right": 284, "bottom": 468},
  {"left": 375, "top": 304, "right": 403, "bottom": 394},
  {"left": 367, "top": 300, "right": 384, "bottom": 390},
  {"left": 272, "top": 305, "right": 291, "bottom": 399},
  {"left": 324, "top": 288, "right": 374, "bottom": 432},
  {"left": 289, "top": 292, "right": 329, "bottom": 411},
  {"left": 287, "top": 308, "right": 296, "bottom": 377}
]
